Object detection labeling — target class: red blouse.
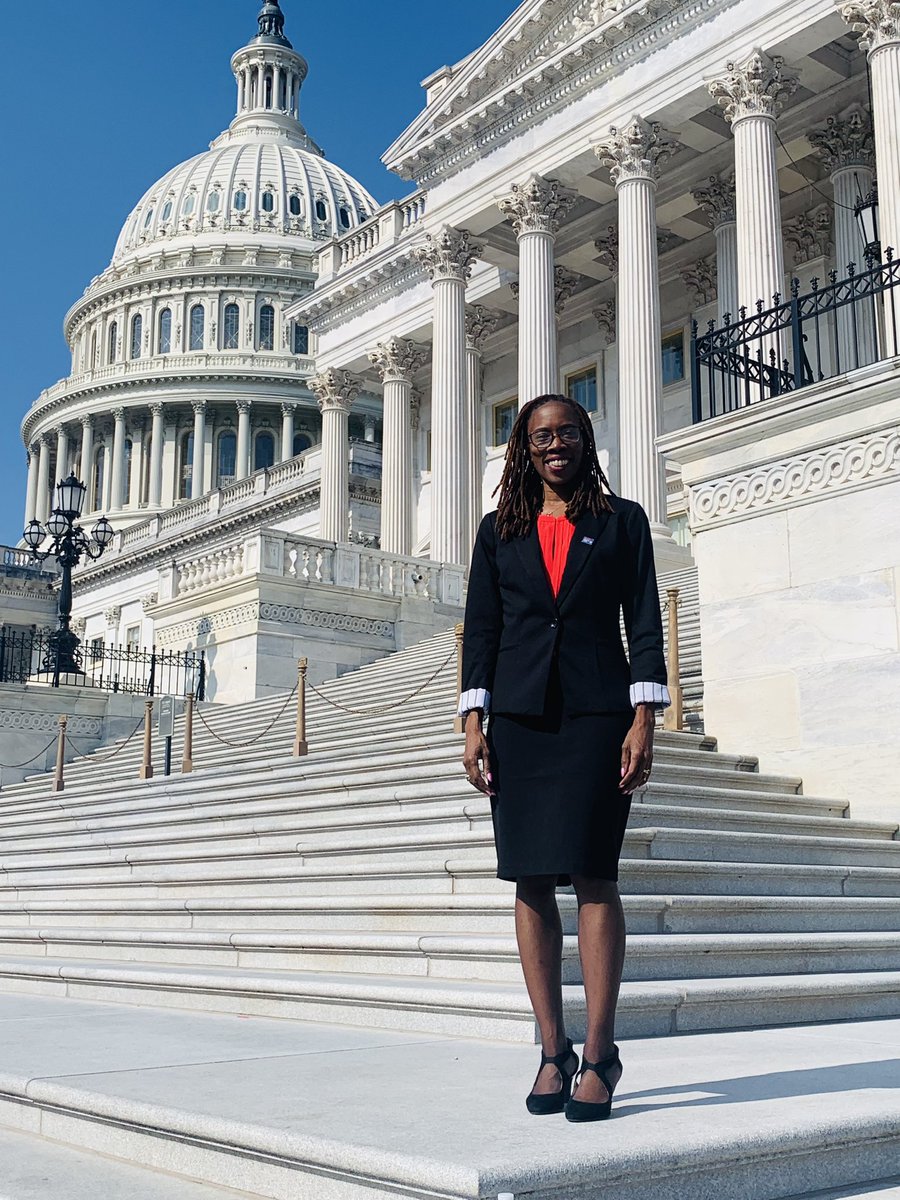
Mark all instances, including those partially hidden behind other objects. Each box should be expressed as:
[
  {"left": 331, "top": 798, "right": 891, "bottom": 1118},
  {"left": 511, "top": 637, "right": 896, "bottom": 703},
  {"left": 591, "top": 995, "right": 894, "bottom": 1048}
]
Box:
[{"left": 536, "top": 513, "right": 576, "bottom": 597}]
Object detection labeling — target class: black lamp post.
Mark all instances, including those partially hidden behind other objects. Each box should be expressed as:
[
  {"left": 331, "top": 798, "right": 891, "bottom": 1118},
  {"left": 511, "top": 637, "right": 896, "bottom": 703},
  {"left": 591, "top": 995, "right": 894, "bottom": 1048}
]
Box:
[
  {"left": 854, "top": 175, "right": 881, "bottom": 263},
  {"left": 23, "top": 475, "right": 114, "bottom": 683}
]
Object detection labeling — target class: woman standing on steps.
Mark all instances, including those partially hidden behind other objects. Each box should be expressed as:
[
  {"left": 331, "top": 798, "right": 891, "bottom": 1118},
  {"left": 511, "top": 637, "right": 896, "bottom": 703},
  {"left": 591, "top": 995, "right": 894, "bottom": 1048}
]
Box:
[{"left": 459, "top": 394, "right": 669, "bottom": 1122}]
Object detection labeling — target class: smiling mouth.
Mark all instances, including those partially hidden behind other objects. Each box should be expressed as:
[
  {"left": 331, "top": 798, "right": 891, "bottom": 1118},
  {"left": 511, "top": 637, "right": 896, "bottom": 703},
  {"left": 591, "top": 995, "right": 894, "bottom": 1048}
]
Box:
[{"left": 545, "top": 457, "right": 571, "bottom": 469}]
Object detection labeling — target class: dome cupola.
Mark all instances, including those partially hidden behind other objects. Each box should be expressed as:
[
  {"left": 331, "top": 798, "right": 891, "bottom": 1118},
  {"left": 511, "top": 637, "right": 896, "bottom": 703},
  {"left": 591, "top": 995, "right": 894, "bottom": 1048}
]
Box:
[{"left": 255, "top": 0, "right": 291, "bottom": 45}]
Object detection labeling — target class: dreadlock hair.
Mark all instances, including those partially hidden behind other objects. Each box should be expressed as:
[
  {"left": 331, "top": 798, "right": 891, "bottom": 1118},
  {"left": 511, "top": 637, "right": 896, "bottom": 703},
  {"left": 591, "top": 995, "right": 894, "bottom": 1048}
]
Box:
[{"left": 493, "top": 394, "right": 615, "bottom": 541}]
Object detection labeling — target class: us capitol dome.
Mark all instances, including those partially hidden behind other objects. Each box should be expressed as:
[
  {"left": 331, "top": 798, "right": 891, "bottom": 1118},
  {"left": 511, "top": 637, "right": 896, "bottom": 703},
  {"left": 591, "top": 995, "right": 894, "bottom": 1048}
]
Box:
[{"left": 21, "top": 0, "right": 379, "bottom": 529}]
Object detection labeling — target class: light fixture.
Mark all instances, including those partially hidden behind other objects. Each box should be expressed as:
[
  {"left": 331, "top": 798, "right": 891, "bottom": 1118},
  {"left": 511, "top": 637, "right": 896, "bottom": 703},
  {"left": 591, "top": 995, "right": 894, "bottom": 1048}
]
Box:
[
  {"left": 92, "top": 516, "right": 115, "bottom": 548},
  {"left": 854, "top": 176, "right": 880, "bottom": 261},
  {"left": 55, "top": 474, "right": 87, "bottom": 518},
  {"left": 46, "top": 510, "right": 69, "bottom": 539},
  {"left": 23, "top": 520, "right": 44, "bottom": 550}
]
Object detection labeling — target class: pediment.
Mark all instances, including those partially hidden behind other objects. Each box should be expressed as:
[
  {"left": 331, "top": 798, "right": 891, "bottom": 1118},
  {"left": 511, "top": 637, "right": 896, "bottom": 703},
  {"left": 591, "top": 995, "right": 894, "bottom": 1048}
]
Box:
[{"left": 384, "top": 0, "right": 676, "bottom": 180}]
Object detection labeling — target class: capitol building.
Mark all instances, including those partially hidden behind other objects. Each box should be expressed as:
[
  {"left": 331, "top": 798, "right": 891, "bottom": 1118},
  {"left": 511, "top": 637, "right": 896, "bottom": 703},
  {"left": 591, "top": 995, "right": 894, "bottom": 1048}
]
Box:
[{"left": 16, "top": 0, "right": 900, "bottom": 816}]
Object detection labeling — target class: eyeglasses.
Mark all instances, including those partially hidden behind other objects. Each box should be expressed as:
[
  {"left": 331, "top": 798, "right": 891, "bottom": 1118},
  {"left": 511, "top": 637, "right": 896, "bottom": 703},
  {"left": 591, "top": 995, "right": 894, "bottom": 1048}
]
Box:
[{"left": 528, "top": 425, "right": 582, "bottom": 450}]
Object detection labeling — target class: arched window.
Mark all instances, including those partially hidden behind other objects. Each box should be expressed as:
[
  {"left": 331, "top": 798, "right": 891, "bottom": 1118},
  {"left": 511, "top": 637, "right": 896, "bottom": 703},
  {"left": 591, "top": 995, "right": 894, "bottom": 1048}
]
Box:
[
  {"left": 223, "top": 303, "right": 240, "bottom": 350},
  {"left": 217, "top": 431, "right": 237, "bottom": 486},
  {"left": 130, "top": 314, "right": 143, "bottom": 360},
  {"left": 315, "top": 199, "right": 327, "bottom": 222},
  {"left": 90, "top": 329, "right": 97, "bottom": 368},
  {"left": 123, "top": 439, "right": 133, "bottom": 504},
  {"left": 233, "top": 190, "right": 247, "bottom": 211},
  {"left": 261, "top": 191, "right": 275, "bottom": 213},
  {"left": 289, "top": 194, "right": 301, "bottom": 216},
  {"left": 254, "top": 432, "right": 275, "bottom": 472},
  {"left": 179, "top": 432, "right": 194, "bottom": 499},
  {"left": 293, "top": 432, "right": 312, "bottom": 456},
  {"left": 339, "top": 207, "right": 351, "bottom": 229},
  {"left": 258, "top": 305, "right": 275, "bottom": 350},
  {"left": 158, "top": 308, "right": 172, "bottom": 355},
  {"left": 143, "top": 208, "right": 154, "bottom": 228},
  {"left": 93, "top": 446, "right": 106, "bottom": 511},
  {"left": 161, "top": 201, "right": 172, "bottom": 222},
  {"left": 107, "top": 321, "right": 118, "bottom": 364},
  {"left": 182, "top": 194, "right": 195, "bottom": 215},
  {"left": 207, "top": 191, "right": 220, "bottom": 212},
  {"left": 189, "top": 304, "right": 204, "bottom": 351},
  {"left": 292, "top": 324, "right": 309, "bottom": 355}
]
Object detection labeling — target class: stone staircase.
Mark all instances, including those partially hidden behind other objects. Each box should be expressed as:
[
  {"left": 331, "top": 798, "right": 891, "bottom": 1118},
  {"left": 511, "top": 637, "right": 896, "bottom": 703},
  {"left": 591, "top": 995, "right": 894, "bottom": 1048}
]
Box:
[{"left": 0, "top": 564, "right": 897, "bottom": 1198}]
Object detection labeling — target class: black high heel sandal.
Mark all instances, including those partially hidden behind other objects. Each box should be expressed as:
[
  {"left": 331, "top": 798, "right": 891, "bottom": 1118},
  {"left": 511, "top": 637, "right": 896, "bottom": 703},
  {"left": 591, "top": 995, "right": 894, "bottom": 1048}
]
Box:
[
  {"left": 525, "top": 1037, "right": 578, "bottom": 1115},
  {"left": 564, "top": 1045, "right": 622, "bottom": 1122}
]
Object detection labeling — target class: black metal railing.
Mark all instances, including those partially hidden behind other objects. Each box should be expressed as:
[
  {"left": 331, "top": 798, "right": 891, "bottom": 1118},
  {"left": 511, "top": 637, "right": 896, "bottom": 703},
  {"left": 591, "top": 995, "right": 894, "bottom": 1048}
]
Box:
[
  {"left": 691, "top": 250, "right": 900, "bottom": 422},
  {"left": 0, "top": 628, "right": 206, "bottom": 699}
]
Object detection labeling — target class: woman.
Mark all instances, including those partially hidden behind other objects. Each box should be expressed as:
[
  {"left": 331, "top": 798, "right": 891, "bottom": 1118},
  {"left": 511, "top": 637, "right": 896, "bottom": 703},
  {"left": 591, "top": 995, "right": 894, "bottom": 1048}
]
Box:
[{"left": 460, "top": 394, "right": 669, "bottom": 1122}]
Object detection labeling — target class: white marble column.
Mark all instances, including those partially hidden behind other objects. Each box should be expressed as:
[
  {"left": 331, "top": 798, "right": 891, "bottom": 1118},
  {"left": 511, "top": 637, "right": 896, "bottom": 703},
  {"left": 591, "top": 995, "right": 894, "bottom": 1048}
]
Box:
[
  {"left": 368, "top": 337, "right": 428, "bottom": 556},
  {"left": 710, "top": 51, "right": 798, "bottom": 316},
  {"left": 109, "top": 408, "right": 127, "bottom": 511},
  {"left": 464, "top": 306, "right": 498, "bottom": 551},
  {"left": 595, "top": 117, "right": 678, "bottom": 549},
  {"left": 35, "top": 435, "right": 51, "bottom": 523},
  {"left": 191, "top": 400, "right": 206, "bottom": 499},
  {"left": 280, "top": 403, "right": 295, "bottom": 462},
  {"left": 24, "top": 445, "right": 39, "bottom": 527},
  {"left": 310, "top": 370, "right": 361, "bottom": 543},
  {"left": 810, "top": 104, "right": 878, "bottom": 367},
  {"left": 54, "top": 426, "right": 70, "bottom": 487},
  {"left": 79, "top": 416, "right": 94, "bottom": 510},
  {"left": 236, "top": 400, "right": 252, "bottom": 479},
  {"left": 692, "top": 173, "right": 738, "bottom": 322},
  {"left": 416, "top": 225, "right": 483, "bottom": 564},
  {"left": 148, "top": 403, "right": 164, "bottom": 507},
  {"left": 499, "top": 175, "right": 576, "bottom": 406}
]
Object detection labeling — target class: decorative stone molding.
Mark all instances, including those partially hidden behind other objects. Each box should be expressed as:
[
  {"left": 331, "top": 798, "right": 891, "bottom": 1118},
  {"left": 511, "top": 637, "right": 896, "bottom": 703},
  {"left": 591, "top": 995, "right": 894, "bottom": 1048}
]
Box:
[
  {"left": 783, "top": 206, "right": 834, "bottom": 265},
  {"left": 465, "top": 305, "right": 499, "bottom": 352},
  {"left": 415, "top": 226, "right": 483, "bottom": 283},
  {"left": 235, "top": 399, "right": 252, "bottom": 415},
  {"left": 140, "top": 592, "right": 159, "bottom": 612},
  {"left": 259, "top": 603, "right": 394, "bottom": 638},
  {"left": 309, "top": 368, "right": 361, "bottom": 415},
  {"left": 594, "top": 226, "right": 619, "bottom": 274},
  {"left": 368, "top": 337, "right": 429, "bottom": 383},
  {"left": 708, "top": 50, "right": 799, "bottom": 124},
  {"left": 281, "top": 401, "right": 296, "bottom": 417},
  {"left": 497, "top": 174, "right": 578, "bottom": 237},
  {"left": 147, "top": 402, "right": 164, "bottom": 417},
  {"left": 0, "top": 710, "right": 102, "bottom": 736},
  {"left": 79, "top": 413, "right": 94, "bottom": 431},
  {"left": 156, "top": 603, "right": 260, "bottom": 645},
  {"left": 808, "top": 105, "right": 876, "bottom": 173},
  {"left": 554, "top": 267, "right": 579, "bottom": 314},
  {"left": 681, "top": 257, "right": 718, "bottom": 306},
  {"left": 594, "top": 117, "right": 678, "bottom": 184},
  {"left": 190, "top": 399, "right": 207, "bottom": 416},
  {"left": 688, "top": 427, "right": 900, "bottom": 527},
  {"left": 104, "top": 606, "right": 121, "bottom": 625},
  {"left": 71, "top": 618, "right": 87, "bottom": 637},
  {"left": 593, "top": 300, "right": 616, "bottom": 346},
  {"left": 692, "top": 173, "right": 737, "bottom": 226},
  {"left": 839, "top": 0, "right": 900, "bottom": 50}
]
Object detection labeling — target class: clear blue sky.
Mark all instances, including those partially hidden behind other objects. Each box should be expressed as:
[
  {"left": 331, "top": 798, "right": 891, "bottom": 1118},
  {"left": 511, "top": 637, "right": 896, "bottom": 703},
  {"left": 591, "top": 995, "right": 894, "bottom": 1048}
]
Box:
[{"left": 0, "top": 0, "right": 517, "bottom": 544}]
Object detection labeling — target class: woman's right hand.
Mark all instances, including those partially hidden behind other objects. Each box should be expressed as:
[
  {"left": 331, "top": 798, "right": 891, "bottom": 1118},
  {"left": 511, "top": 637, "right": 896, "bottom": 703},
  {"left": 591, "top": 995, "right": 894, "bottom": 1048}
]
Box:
[{"left": 463, "top": 710, "right": 494, "bottom": 795}]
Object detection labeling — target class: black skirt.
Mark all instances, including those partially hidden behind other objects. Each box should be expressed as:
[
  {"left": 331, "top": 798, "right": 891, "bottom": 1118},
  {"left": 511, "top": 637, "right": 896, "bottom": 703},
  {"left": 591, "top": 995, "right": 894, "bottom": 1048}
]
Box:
[{"left": 486, "top": 660, "right": 633, "bottom": 884}]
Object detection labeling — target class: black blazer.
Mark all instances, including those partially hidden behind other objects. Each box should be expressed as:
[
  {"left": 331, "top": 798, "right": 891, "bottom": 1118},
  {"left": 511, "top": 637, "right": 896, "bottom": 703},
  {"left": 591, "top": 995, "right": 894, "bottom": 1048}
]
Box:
[{"left": 461, "top": 497, "right": 667, "bottom": 716}]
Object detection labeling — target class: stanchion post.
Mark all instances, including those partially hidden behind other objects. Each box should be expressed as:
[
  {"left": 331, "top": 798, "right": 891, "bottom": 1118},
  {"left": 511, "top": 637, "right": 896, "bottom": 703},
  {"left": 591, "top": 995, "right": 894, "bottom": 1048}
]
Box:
[
  {"left": 453, "top": 622, "right": 464, "bottom": 734},
  {"left": 293, "top": 657, "right": 308, "bottom": 757},
  {"left": 52, "top": 714, "right": 67, "bottom": 793},
  {"left": 182, "top": 691, "right": 194, "bottom": 774},
  {"left": 140, "top": 698, "right": 154, "bottom": 779},
  {"left": 663, "top": 587, "right": 684, "bottom": 732}
]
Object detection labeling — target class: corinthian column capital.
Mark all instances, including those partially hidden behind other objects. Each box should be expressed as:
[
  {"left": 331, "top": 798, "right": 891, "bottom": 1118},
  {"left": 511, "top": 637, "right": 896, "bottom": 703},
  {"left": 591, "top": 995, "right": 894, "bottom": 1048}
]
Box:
[
  {"left": 594, "top": 226, "right": 619, "bottom": 274},
  {"left": 691, "top": 173, "right": 737, "bottom": 226},
  {"left": 310, "top": 368, "right": 361, "bottom": 414},
  {"left": 368, "top": 337, "right": 429, "bottom": 383},
  {"left": 554, "top": 266, "right": 579, "bottom": 315},
  {"left": 708, "top": 50, "right": 799, "bottom": 124},
  {"left": 497, "top": 173, "right": 578, "bottom": 237},
  {"left": 465, "top": 305, "right": 499, "bottom": 351},
  {"left": 594, "top": 117, "right": 678, "bottom": 184},
  {"left": 416, "top": 225, "right": 483, "bottom": 283},
  {"left": 839, "top": 0, "right": 900, "bottom": 50},
  {"left": 808, "top": 104, "right": 876, "bottom": 172}
]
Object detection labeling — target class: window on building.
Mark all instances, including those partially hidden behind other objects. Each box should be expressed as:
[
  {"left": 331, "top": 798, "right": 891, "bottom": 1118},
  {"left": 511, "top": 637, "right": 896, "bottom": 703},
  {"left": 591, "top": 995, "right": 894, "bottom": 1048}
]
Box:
[
  {"left": 207, "top": 191, "right": 220, "bottom": 212},
  {"left": 293, "top": 432, "right": 312, "bottom": 455},
  {"left": 315, "top": 199, "right": 327, "bottom": 222},
  {"left": 223, "top": 303, "right": 240, "bottom": 350},
  {"left": 130, "top": 314, "right": 142, "bottom": 360},
  {"left": 492, "top": 398, "right": 517, "bottom": 447},
  {"left": 217, "top": 431, "right": 236, "bottom": 486},
  {"left": 93, "top": 446, "right": 106, "bottom": 509},
  {"left": 125, "top": 624, "right": 140, "bottom": 651},
  {"left": 179, "top": 432, "right": 194, "bottom": 499},
  {"left": 143, "top": 208, "right": 154, "bottom": 228},
  {"left": 90, "top": 329, "right": 97, "bottom": 368},
  {"left": 158, "top": 308, "right": 172, "bottom": 355},
  {"left": 261, "top": 191, "right": 274, "bottom": 213},
  {"left": 123, "top": 439, "right": 133, "bottom": 504},
  {"left": 161, "top": 201, "right": 172, "bottom": 222},
  {"left": 89, "top": 636, "right": 104, "bottom": 662},
  {"left": 566, "top": 365, "right": 598, "bottom": 414},
  {"left": 182, "top": 194, "right": 195, "bottom": 215},
  {"left": 289, "top": 194, "right": 302, "bottom": 216},
  {"left": 339, "top": 207, "right": 351, "bottom": 229},
  {"left": 662, "top": 329, "right": 686, "bottom": 386},
  {"left": 254, "top": 432, "right": 275, "bottom": 471},
  {"left": 189, "top": 304, "right": 205, "bottom": 351},
  {"left": 107, "top": 321, "right": 118, "bottom": 364},
  {"left": 233, "top": 190, "right": 247, "bottom": 211},
  {"left": 258, "top": 304, "right": 275, "bottom": 350},
  {"left": 424, "top": 429, "right": 432, "bottom": 472},
  {"left": 292, "top": 324, "right": 309, "bottom": 355}
]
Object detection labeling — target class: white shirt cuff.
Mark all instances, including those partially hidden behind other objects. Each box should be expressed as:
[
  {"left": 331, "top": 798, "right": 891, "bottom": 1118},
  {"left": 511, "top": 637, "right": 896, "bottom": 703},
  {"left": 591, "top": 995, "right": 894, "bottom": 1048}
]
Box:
[
  {"left": 630, "top": 681, "right": 671, "bottom": 710},
  {"left": 458, "top": 687, "right": 491, "bottom": 717}
]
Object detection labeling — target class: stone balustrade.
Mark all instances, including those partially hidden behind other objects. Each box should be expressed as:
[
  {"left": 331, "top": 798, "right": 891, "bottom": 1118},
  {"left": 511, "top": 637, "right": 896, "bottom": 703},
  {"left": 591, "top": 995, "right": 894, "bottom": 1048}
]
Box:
[
  {"left": 177, "top": 543, "right": 245, "bottom": 595},
  {"left": 316, "top": 191, "right": 427, "bottom": 281}
]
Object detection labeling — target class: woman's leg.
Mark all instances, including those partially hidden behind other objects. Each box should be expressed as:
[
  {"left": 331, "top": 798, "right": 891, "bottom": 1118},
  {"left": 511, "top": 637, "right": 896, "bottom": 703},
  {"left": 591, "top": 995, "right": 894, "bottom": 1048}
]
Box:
[
  {"left": 516, "top": 874, "right": 576, "bottom": 1093},
  {"left": 570, "top": 875, "right": 625, "bottom": 1103}
]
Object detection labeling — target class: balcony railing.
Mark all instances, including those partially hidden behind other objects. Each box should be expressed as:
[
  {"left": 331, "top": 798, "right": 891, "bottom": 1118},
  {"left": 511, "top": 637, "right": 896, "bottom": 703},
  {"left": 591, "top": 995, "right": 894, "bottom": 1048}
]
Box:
[{"left": 691, "top": 250, "right": 900, "bottom": 422}]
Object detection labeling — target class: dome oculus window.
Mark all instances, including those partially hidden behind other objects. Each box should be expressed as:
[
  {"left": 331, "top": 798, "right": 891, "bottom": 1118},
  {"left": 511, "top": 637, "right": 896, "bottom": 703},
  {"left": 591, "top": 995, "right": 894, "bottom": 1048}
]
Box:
[
  {"left": 261, "top": 191, "right": 275, "bottom": 213},
  {"left": 189, "top": 304, "right": 205, "bottom": 351},
  {"left": 289, "top": 194, "right": 302, "bottom": 216},
  {"left": 130, "top": 314, "right": 143, "bottom": 360},
  {"left": 223, "top": 303, "right": 240, "bottom": 350},
  {"left": 258, "top": 305, "right": 275, "bottom": 351},
  {"left": 315, "top": 199, "right": 327, "bottom": 222},
  {"left": 233, "top": 190, "right": 247, "bottom": 211},
  {"left": 158, "top": 308, "right": 172, "bottom": 355}
]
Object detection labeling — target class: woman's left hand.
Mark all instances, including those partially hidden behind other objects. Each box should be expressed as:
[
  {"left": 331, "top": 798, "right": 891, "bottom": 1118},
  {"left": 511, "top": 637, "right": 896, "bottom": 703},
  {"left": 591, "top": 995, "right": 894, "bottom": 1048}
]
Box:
[{"left": 620, "top": 706, "right": 655, "bottom": 793}]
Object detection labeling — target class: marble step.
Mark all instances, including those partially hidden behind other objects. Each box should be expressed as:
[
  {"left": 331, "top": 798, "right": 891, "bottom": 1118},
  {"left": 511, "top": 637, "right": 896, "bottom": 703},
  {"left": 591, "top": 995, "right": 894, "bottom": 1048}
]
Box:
[
  {"left": 1, "top": 926, "right": 897, "bottom": 985},
  {"left": 0, "top": 954, "right": 898, "bottom": 1041}
]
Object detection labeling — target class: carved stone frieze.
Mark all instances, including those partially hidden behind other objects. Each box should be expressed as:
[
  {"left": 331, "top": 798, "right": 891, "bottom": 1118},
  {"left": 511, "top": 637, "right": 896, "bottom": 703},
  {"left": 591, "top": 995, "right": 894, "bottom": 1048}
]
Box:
[
  {"left": 594, "top": 117, "right": 678, "bottom": 184},
  {"left": 368, "top": 337, "right": 429, "bottom": 383},
  {"left": 498, "top": 174, "right": 578, "bottom": 237},
  {"left": 708, "top": 50, "right": 799, "bottom": 124},
  {"left": 415, "top": 225, "right": 483, "bottom": 283}
]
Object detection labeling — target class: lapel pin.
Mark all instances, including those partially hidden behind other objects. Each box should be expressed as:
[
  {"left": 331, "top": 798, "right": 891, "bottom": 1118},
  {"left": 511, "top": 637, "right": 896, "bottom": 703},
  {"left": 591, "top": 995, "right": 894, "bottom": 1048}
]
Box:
[{"left": 581, "top": 536, "right": 595, "bottom": 545}]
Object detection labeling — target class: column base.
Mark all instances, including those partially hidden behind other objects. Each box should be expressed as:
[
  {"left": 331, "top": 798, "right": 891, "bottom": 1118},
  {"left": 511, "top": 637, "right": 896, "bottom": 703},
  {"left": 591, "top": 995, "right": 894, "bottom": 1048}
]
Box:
[{"left": 649, "top": 522, "right": 693, "bottom": 574}]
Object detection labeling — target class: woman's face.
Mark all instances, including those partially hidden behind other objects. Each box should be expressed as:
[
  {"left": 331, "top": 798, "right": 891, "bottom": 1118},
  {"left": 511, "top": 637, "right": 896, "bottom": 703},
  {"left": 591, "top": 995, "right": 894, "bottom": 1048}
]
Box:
[{"left": 527, "top": 401, "right": 584, "bottom": 490}]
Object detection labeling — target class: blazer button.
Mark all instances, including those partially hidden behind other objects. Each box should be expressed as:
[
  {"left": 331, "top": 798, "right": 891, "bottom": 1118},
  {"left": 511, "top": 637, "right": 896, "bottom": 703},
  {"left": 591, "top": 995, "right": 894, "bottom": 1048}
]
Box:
[{"left": 550, "top": 619, "right": 558, "bottom": 629}]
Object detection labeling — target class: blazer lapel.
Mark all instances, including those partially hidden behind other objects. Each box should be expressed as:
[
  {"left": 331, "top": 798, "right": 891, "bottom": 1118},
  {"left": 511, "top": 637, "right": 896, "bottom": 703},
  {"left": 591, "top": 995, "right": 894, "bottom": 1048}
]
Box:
[
  {"left": 513, "top": 522, "right": 556, "bottom": 607},
  {"left": 555, "top": 510, "right": 609, "bottom": 610}
]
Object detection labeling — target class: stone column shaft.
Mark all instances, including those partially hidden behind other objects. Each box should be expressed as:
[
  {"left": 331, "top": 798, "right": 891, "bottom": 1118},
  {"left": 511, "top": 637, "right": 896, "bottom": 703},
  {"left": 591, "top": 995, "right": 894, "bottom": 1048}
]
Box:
[
  {"left": 80, "top": 418, "right": 94, "bottom": 511},
  {"left": 191, "top": 402, "right": 206, "bottom": 500},
  {"left": 110, "top": 409, "right": 127, "bottom": 511},
  {"left": 35, "top": 436, "right": 51, "bottom": 523},
  {"left": 148, "top": 404, "right": 164, "bottom": 507},
  {"left": 24, "top": 447, "right": 39, "bottom": 527},
  {"left": 369, "top": 338, "right": 427, "bottom": 556},
  {"left": 311, "top": 370, "right": 360, "bottom": 543},
  {"left": 716, "top": 222, "right": 739, "bottom": 323},
  {"left": 236, "top": 402, "right": 252, "bottom": 479},
  {"left": 835, "top": 165, "right": 878, "bottom": 365},
  {"left": 464, "top": 306, "right": 497, "bottom": 550},
  {"left": 280, "top": 403, "right": 295, "bottom": 462},
  {"left": 55, "top": 428, "right": 70, "bottom": 484}
]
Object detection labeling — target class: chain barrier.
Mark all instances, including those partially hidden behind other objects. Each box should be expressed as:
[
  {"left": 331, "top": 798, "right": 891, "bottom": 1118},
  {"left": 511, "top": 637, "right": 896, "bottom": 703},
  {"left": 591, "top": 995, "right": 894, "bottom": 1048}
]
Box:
[
  {"left": 0, "top": 735, "right": 62, "bottom": 770},
  {"left": 193, "top": 683, "right": 298, "bottom": 749},
  {"left": 305, "top": 645, "right": 456, "bottom": 717},
  {"left": 67, "top": 712, "right": 148, "bottom": 764}
]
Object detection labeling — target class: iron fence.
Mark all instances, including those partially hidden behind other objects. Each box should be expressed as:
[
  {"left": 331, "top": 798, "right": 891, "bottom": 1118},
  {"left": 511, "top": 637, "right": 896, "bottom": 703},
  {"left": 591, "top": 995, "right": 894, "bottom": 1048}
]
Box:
[
  {"left": 691, "top": 250, "right": 900, "bottom": 422},
  {"left": 0, "top": 628, "right": 205, "bottom": 699}
]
